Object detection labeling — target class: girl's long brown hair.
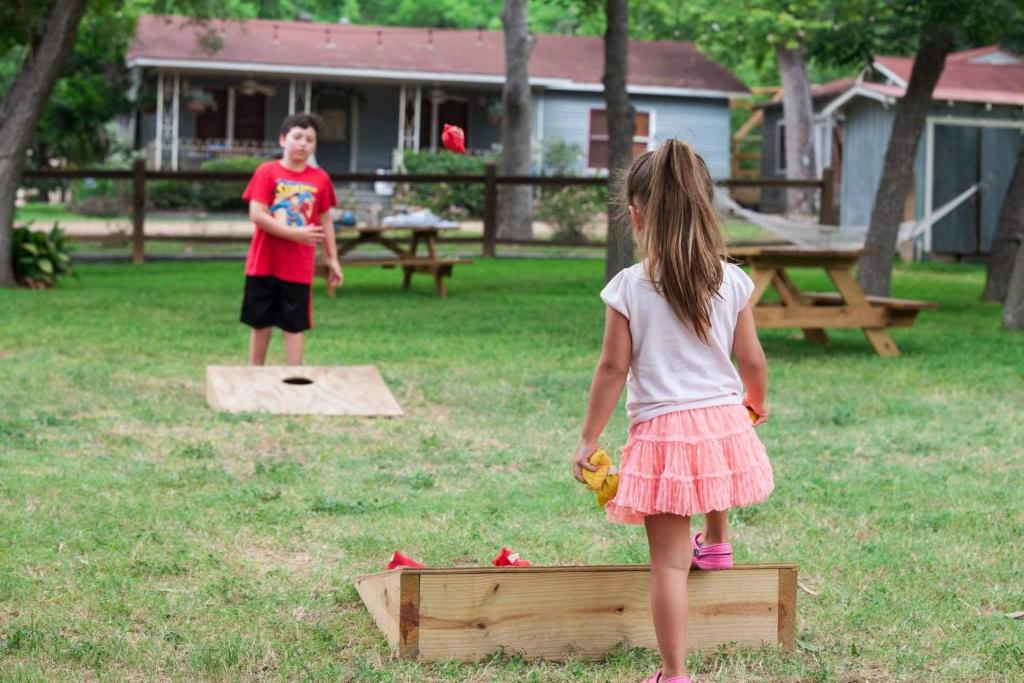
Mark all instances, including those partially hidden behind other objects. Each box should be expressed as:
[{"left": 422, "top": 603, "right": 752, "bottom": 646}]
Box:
[{"left": 622, "top": 138, "right": 725, "bottom": 344}]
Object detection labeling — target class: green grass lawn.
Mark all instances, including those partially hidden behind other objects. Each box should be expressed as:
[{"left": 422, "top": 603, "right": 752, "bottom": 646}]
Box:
[{"left": 1, "top": 258, "right": 1022, "bottom": 682}]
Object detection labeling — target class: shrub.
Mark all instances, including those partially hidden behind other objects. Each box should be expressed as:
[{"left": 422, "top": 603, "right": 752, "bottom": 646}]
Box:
[
  {"left": 147, "top": 156, "right": 264, "bottom": 212},
  {"left": 12, "top": 223, "right": 75, "bottom": 288},
  {"left": 399, "top": 150, "right": 498, "bottom": 218},
  {"left": 535, "top": 139, "right": 605, "bottom": 242},
  {"left": 69, "top": 176, "right": 131, "bottom": 217},
  {"left": 196, "top": 156, "right": 265, "bottom": 212},
  {"left": 536, "top": 185, "right": 606, "bottom": 243},
  {"left": 146, "top": 179, "right": 201, "bottom": 211}
]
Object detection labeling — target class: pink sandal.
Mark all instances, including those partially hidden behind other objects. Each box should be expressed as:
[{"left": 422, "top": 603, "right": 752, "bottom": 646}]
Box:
[
  {"left": 645, "top": 669, "right": 691, "bottom": 683},
  {"left": 691, "top": 532, "right": 733, "bottom": 570}
]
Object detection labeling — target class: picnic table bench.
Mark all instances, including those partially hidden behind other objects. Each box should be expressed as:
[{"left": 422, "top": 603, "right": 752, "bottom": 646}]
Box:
[
  {"left": 319, "top": 225, "right": 472, "bottom": 298},
  {"left": 727, "top": 245, "right": 936, "bottom": 356}
]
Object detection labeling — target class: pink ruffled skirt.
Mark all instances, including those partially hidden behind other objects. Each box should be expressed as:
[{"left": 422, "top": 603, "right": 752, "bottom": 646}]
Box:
[{"left": 605, "top": 404, "right": 774, "bottom": 524}]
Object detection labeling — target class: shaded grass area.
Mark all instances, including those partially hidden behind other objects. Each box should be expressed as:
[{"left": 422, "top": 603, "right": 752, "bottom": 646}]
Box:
[{"left": 0, "top": 259, "right": 1022, "bottom": 681}]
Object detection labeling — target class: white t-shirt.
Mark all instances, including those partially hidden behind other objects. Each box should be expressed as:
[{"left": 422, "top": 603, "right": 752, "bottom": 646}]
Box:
[{"left": 600, "top": 261, "right": 755, "bottom": 425}]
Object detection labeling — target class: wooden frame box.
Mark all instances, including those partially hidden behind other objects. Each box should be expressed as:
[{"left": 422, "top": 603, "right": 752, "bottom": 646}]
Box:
[
  {"left": 205, "top": 365, "right": 403, "bottom": 416},
  {"left": 355, "top": 564, "right": 797, "bottom": 662}
]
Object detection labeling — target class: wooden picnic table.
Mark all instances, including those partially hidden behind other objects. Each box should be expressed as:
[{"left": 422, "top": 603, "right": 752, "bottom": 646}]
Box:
[
  {"left": 323, "top": 225, "right": 472, "bottom": 298},
  {"left": 727, "top": 245, "right": 936, "bottom": 357}
]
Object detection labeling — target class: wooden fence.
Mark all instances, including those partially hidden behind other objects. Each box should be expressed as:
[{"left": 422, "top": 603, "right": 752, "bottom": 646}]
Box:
[{"left": 22, "top": 160, "right": 833, "bottom": 263}]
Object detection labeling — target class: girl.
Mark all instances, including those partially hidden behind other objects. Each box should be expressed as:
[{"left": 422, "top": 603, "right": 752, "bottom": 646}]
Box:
[{"left": 572, "top": 139, "right": 773, "bottom": 683}]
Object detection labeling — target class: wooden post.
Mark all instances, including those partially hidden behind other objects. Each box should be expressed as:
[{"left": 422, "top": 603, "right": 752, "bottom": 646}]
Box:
[
  {"left": 131, "top": 158, "right": 146, "bottom": 264},
  {"left": 818, "top": 167, "right": 837, "bottom": 226},
  {"left": 482, "top": 163, "right": 497, "bottom": 258}
]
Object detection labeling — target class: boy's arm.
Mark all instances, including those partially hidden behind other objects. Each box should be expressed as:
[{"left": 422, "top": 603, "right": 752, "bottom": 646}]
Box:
[
  {"left": 319, "top": 211, "right": 339, "bottom": 262},
  {"left": 320, "top": 211, "right": 343, "bottom": 288},
  {"left": 249, "top": 201, "right": 324, "bottom": 246}
]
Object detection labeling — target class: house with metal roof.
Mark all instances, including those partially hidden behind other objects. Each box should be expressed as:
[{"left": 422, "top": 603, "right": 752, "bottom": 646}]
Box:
[
  {"left": 760, "top": 46, "right": 1024, "bottom": 258},
  {"left": 125, "top": 15, "right": 748, "bottom": 178}
]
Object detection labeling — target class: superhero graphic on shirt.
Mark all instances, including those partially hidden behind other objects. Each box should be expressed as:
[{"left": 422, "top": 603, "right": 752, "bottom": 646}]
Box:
[{"left": 270, "top": 180, "right": 318, "bottom": 227}]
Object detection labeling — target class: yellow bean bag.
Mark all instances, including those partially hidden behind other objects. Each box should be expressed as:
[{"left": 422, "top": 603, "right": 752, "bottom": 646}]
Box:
[{"left": 582, "top": 448, "right": 619, "bottom": 508}]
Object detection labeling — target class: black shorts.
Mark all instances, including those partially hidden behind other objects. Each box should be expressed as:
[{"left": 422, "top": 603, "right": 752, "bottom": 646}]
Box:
[{"left": 240, "top": 275, "right": 312, "bottom": 333}]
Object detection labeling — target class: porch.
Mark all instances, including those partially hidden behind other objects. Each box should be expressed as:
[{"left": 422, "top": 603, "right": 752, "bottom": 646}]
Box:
[{"left": 137, "top": 70, "right": 504, "bottom": 171}]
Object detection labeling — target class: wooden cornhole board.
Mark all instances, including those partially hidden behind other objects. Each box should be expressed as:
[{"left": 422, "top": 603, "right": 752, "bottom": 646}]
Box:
[
  {"left": 354, "top": 564, "right": 796, "bottom": 662},
  {"left": 205, "top": 365, "right": 403, "bottom": 416}
]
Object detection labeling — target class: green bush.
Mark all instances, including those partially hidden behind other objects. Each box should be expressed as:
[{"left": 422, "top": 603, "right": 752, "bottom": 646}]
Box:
[
  {"left": 146, "top": 156, "right": 264, "bottom": 212},
  {"left": 146, "top": 178, "right": 201, "bottom": 211},
  {"left": 196, "top": 156, "right": 264, "bottom": 212},
  {"left": 535, "top": 140, "right": 606, "bottom": 242},
  {"left": 536, "top": 185, "right": 606, "bottom": 243},
  {"left": 399, "top": 150, "right": 498, "bottom": 218},
  {"left": 69, "top": 176, "right": 131, "bottom": 217},
  {"left": 12, "top": 223, "right": 75, "bottom": 288}
]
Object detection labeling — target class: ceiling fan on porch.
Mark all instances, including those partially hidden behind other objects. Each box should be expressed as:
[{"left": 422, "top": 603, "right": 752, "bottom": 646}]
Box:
[{"left": 238, "top": 77, "right": 276, "bottom": 98}]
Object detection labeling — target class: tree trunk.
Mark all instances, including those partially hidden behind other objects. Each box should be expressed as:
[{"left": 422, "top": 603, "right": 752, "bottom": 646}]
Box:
[
  {"left": 603, "top": 0, "right": 636, "bottom": 282},
  {"left": 0, "top": 0, "right": 88, "bottom": 288},
  {"left": 497, "top": 0, "right": 534, "bottom": 239},
  {"left": 983, "top": 144, "right": 1024, "bottom": 302},
  {"left": 857, "top": 24, "right": 955, "bottom": 296},
  {"left": 775, "top": 44, "right": 816, "bottom": 215},
  {"left": 1003, "top": 240, "right": 1024, "bottom": 330}
]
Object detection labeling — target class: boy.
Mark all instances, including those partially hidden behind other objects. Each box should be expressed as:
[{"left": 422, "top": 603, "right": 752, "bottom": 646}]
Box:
[{"left": 239, "top": 113, "right": 343, "bottom": 365}]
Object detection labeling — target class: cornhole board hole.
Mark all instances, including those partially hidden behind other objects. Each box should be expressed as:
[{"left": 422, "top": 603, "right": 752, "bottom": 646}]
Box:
[
  {"left": 205, "top": 365, "right": 403, "bottom": 416},
  {"left": 354, "top": 564, "right": 797, "bottom": 662}
]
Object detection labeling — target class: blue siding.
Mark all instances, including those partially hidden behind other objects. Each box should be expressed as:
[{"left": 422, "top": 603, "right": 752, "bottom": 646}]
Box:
[
  {"left": 760, "top": 108, "right": 785, "bottom": 212},
  {"left": 648, "top": 95, "right": 731, "bottom": 179},
  {"left": 981, "top": 127, "right": 1023, "bottom": 251},
  {"left": 840, "top": 97, "right": 1023, "bottom": 254},
  {"left": 840, "top": 99, "right": 896, "bottom": 226},
  {"left": 539, "top": 92, "right": 596, "bottom": 172},
  {"left": 538, "top": 91, "right": 732, "bottom": 178}
]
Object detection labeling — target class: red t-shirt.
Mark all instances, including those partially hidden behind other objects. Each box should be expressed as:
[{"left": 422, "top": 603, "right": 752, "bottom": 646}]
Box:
[{"left": 242, "top": 161, "right": 337, "bottom": 284}]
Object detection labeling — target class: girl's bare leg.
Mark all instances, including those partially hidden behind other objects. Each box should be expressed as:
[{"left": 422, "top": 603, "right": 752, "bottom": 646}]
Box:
[
  {"left": 644, "top": 513, "right": 691, "bottom": 679},
  {"left": 703, "top": 509, "right": 729, "bottom": 544}
]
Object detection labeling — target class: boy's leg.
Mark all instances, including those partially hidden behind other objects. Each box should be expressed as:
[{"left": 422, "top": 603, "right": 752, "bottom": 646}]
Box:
[
  {"left": 249, "top": 327, "right": 272, "bottom": 365},
  {"left": 644, "top": 513, "right": 691, "bottom": 679},
  {"left": 703, "top": 509, "right": 729, "bottom": 544},
  {"left": 283, "top": 331, "right": 304, "bottom": 366}
]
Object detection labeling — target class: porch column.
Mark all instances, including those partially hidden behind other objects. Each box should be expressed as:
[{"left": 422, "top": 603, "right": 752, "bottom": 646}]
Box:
[
  {"left": 396, "top": 83, "right": 406, "bottom": 165},
  {"left": 155, "top": 71, "right": 164, "bottom": 170},
  {"left": 429, "top": 88, "right": 442, "bottom": 151},
  {"left": 171, "top": 73, "right": 180, "bottom": 171},
  {"left": 304, "top": 80, "right": 312, "bottom": 114},
  {"left": 288, "top": 79, "right": 296, "bottom": 115},
  {"left": 349, "top": 94, "right": 359, "bottom": 172},
  {"left": 412, "top": 84, "right": 422, "bottom": 150},
  {"left": 226, "top": 86, "right": 236, "bottom": 144}
]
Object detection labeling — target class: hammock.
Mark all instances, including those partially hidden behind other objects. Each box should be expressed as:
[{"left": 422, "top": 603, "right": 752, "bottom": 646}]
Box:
[{"left": 716, "top": 184, "right": 980, "bottom": 250}]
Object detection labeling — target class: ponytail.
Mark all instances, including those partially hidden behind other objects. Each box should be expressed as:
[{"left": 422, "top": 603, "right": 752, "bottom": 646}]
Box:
[{"left": 622, "top": 139, "right": 725, "bottom": 343}]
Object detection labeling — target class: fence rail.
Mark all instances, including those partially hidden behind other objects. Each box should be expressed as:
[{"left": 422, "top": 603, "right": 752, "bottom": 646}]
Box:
[{"left": 22, "top": 161, "right": 833, "bottom": 262}]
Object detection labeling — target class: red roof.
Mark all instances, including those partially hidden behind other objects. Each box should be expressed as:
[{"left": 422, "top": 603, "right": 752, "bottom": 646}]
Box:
[
  {"left": 811, "top": 77, "right": 857, "bottom": 99},
  {"left": 127, "top": 15, "right": 749, "bottom": 96},
  {"left": 945, "top": 45, "right": 1020, "bottom": 64},
  {"left": 872, "top": 50, "right": 1024, "bottom": 106}
]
